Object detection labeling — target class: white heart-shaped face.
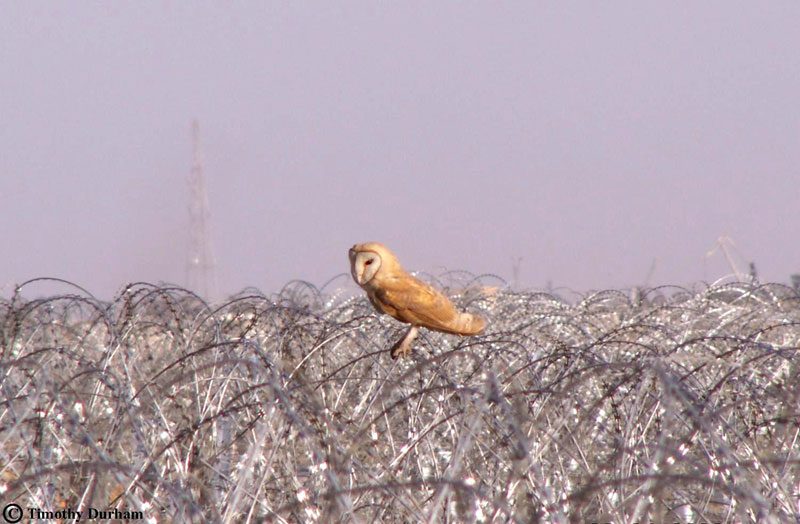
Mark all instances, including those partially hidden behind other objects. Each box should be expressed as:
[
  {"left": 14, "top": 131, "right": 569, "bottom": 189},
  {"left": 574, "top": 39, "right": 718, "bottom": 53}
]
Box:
[{"left": 350, "top": 249, "right": 382, "bottom": 286}]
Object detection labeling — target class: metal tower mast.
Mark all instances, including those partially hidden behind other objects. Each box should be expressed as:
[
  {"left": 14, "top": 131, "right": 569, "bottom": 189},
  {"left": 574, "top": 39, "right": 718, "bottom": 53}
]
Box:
[{"left": 186, "top": 119, "right": 218, "bottom": 300}]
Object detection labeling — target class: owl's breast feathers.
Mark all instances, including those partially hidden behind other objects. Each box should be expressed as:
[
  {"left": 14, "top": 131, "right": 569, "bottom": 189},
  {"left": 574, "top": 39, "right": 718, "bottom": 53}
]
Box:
[{"left": 373, "top": 275, "right": 485, "bottom": 336}]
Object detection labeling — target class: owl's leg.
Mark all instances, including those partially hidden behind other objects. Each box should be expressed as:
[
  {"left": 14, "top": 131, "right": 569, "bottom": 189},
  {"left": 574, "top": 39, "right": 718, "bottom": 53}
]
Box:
[{"left": 390, "top": 325, "right": 419, "bottom": 359}]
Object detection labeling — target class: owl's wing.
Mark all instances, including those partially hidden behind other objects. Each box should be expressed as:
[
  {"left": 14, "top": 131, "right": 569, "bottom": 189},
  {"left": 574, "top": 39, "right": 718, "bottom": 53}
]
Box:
[{"left": 374, "top": 277, "right": 462, "bottom": 334}]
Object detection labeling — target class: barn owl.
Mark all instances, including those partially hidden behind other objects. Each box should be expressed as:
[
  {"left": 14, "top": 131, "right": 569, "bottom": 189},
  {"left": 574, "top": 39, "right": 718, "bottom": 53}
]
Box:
[{"left": 349, "top": 242, "right": 487, "bottom": 358}]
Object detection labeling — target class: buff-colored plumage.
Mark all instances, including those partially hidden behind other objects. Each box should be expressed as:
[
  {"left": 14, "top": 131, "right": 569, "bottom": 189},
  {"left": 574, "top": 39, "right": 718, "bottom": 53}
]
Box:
[{"left": 349, "top": 242, "right": 487, "bottom": 358}]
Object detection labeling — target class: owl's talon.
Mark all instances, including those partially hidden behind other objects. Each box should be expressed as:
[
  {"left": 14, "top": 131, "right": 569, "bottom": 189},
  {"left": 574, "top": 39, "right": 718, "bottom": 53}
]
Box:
[
  {"left": 390, "top": 325, "right": 419, "bottom": 359},
  {"left": 389, "top": 344, "right": 411, "bottom": 359}
]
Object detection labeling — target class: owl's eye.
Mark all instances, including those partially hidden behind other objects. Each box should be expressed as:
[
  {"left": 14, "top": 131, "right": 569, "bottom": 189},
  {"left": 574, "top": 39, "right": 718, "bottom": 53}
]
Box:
[{"left": 365, "top": 259, "right": 374, "bottom": 265}]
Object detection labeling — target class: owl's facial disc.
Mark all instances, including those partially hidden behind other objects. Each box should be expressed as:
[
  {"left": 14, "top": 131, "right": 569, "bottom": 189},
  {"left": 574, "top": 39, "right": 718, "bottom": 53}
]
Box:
[{"left": 352, "top": 251, "right": 381, "bottom": 285}]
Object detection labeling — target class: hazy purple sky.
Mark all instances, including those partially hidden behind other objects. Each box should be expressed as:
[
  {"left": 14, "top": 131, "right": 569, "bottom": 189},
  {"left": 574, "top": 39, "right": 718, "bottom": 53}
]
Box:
[{"left": 3, "top": 3, "right": 799, "bottom": 299}]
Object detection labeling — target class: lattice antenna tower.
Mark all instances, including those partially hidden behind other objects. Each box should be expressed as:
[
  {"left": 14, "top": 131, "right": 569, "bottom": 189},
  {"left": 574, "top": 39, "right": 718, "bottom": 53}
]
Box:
[{"left": 186, "top": 119, "right": 218, "bottom": 300}]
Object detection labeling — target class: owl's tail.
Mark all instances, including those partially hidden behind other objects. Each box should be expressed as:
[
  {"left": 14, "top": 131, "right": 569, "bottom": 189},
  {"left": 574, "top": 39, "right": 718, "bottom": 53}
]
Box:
[{"left": 453, "top": 312, "right": 487, "bottom": 336}]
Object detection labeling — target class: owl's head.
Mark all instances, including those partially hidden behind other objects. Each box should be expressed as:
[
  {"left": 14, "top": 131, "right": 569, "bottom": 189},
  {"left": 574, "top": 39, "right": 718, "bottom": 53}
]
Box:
[{"left": 349, "top": 242, "right": 402, "bottom": 287}]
